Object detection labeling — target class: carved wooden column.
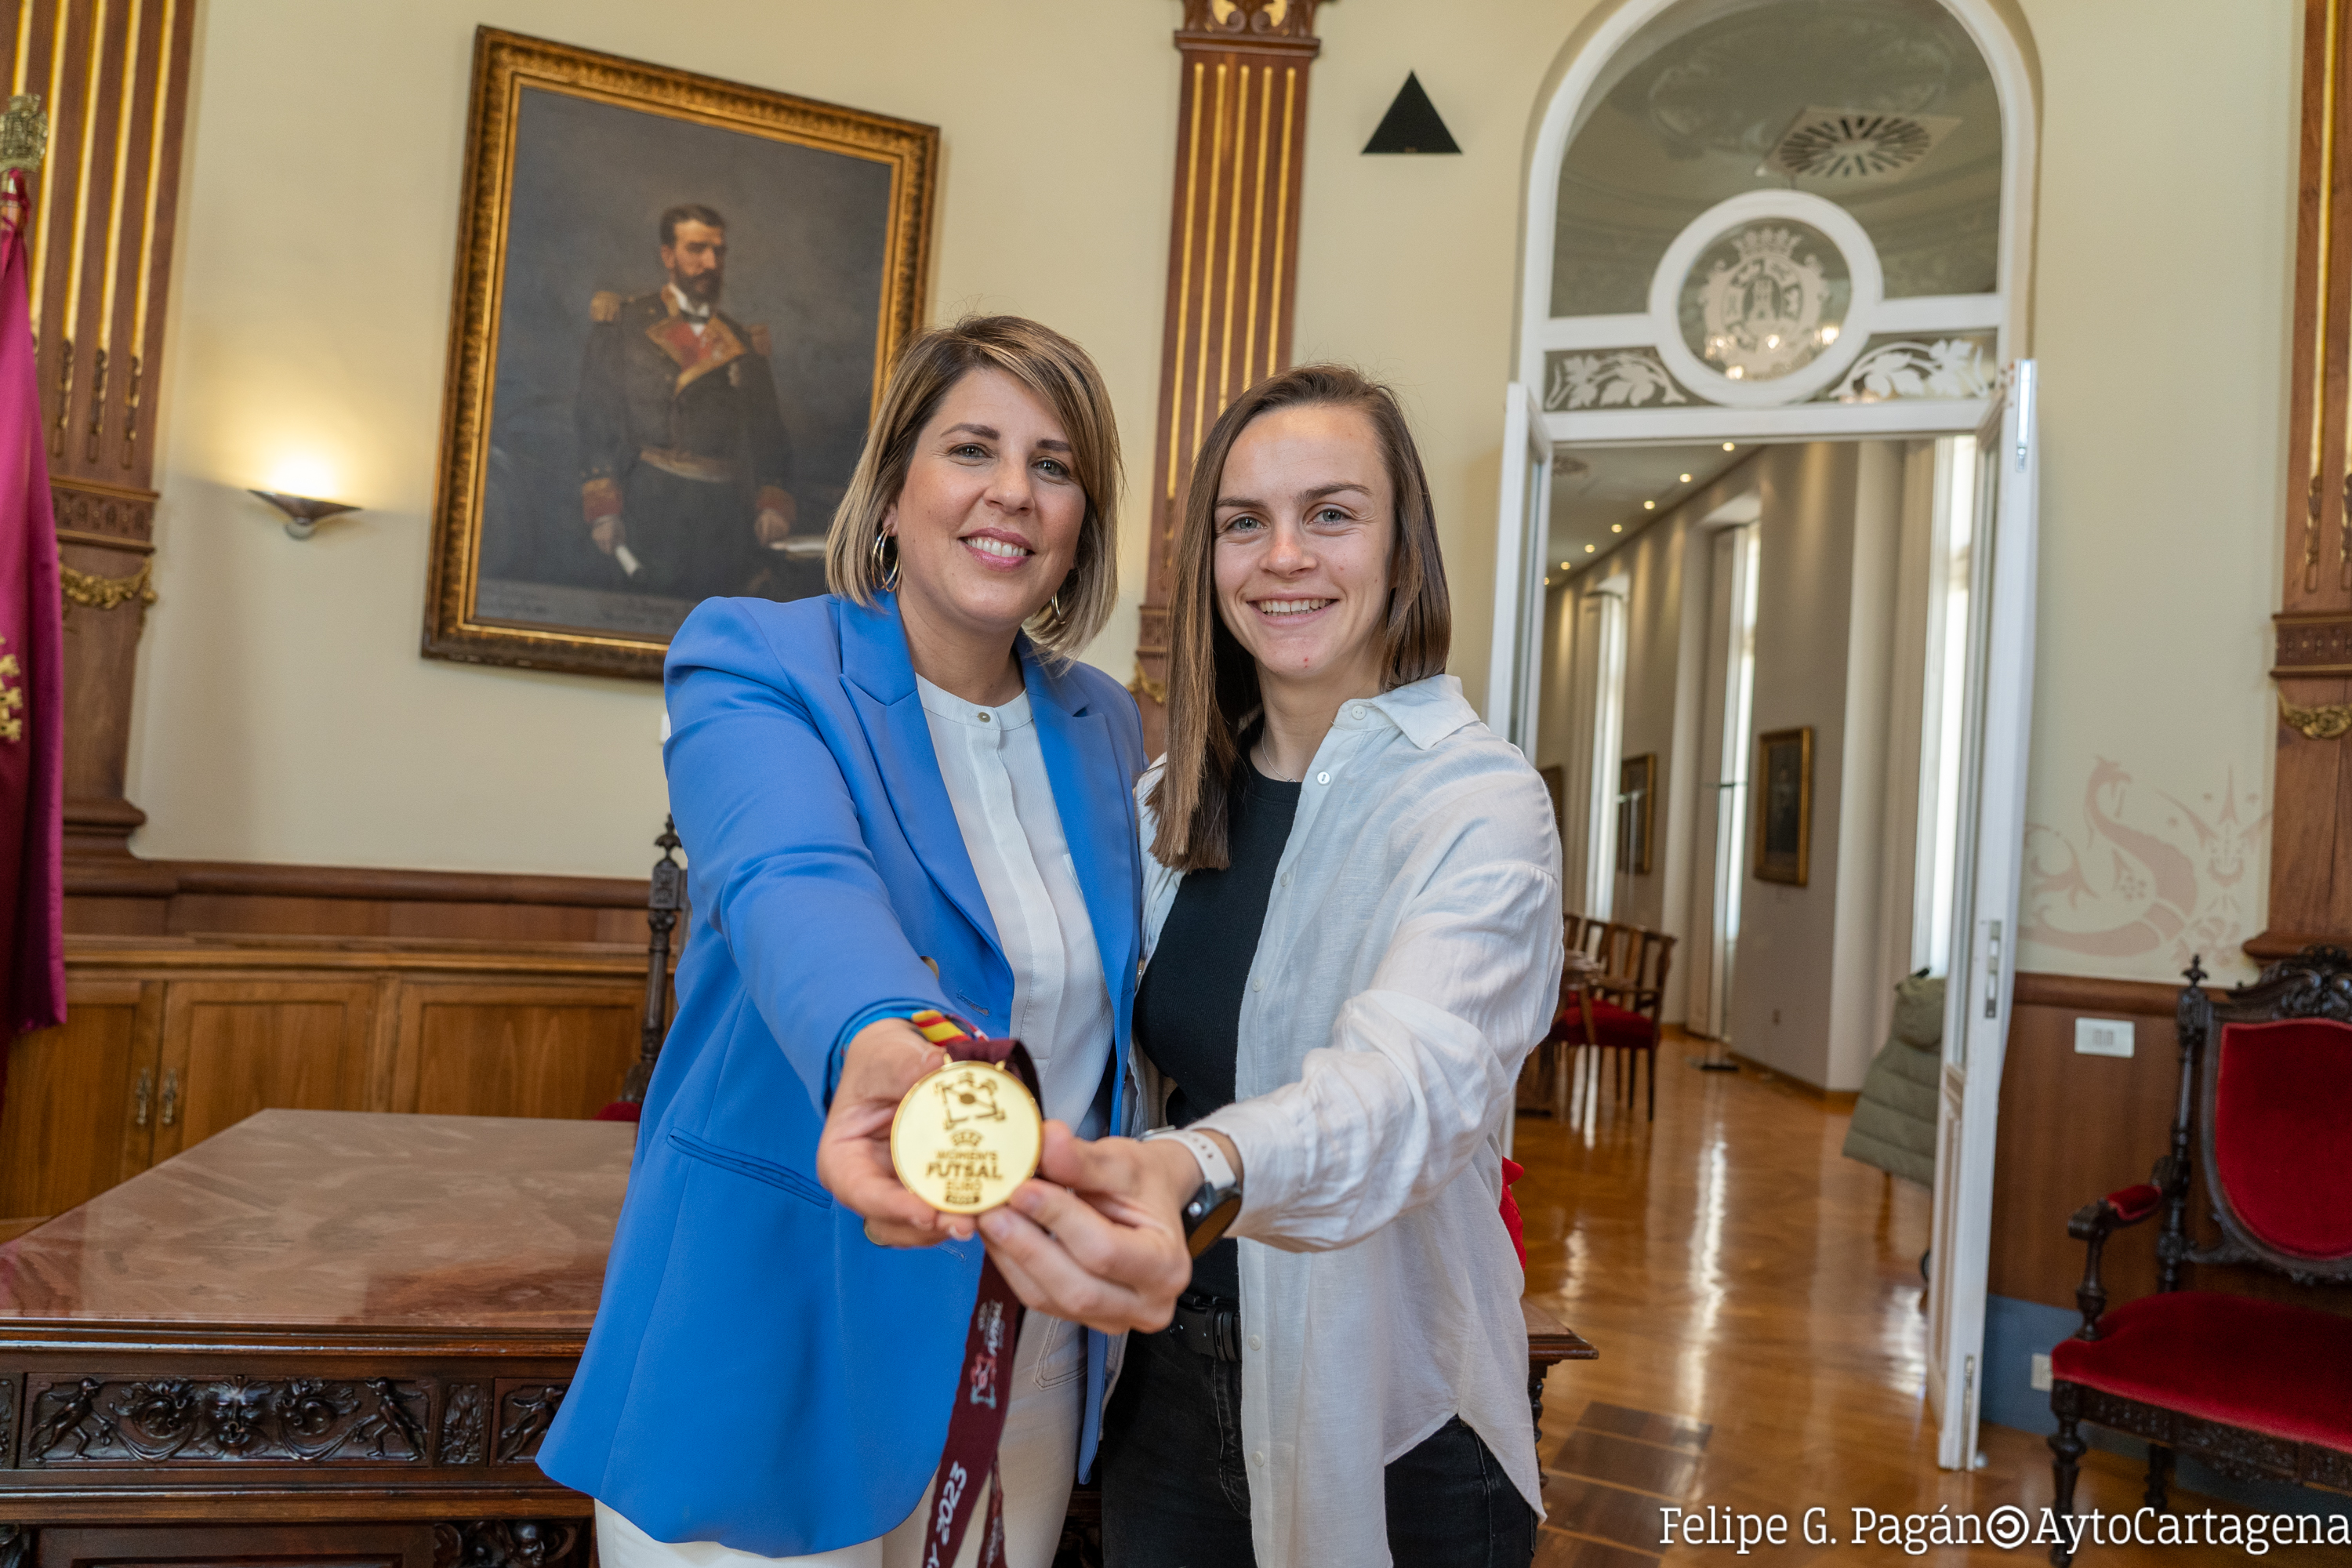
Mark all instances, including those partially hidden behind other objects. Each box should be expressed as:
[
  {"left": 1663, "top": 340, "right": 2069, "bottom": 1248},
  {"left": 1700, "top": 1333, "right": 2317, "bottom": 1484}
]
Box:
[
  {"left": 1131, "top": 0, "right": 1323, "bottom": 753},
  {"left": 4, "top": 1, "right": 195, "bottom": 896},
  {"left": 2263, "top": 0, "right": 2352, "bottom": 954}
]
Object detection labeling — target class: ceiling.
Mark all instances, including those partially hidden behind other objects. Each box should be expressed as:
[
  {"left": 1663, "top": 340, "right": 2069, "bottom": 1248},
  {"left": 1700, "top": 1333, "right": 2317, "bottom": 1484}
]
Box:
[
  {"left": 1544, "top": 442, "right": 1759, "bottom": 583},
  {"left": 1550, "top": 0, "right": 2003, "bottom": 315}
]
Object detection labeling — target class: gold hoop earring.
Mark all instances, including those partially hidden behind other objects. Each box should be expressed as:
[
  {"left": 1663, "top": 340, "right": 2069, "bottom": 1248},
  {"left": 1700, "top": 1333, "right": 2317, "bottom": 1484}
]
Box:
[
  {"left": 872, "top": 531, "right": 900, "bottom": 593},
  {"left": 1051, "top": 574, "right": 1072, "bottom": 621}
]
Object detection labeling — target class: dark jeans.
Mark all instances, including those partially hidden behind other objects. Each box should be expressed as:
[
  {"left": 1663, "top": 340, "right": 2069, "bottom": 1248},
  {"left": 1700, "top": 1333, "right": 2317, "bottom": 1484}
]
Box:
[{"left": 1099, "top": 1319, "right": 1537, "bottom": 1568}]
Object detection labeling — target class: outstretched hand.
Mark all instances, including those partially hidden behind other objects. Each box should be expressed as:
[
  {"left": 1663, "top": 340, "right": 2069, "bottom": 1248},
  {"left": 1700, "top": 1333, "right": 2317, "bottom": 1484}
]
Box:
[
  {"left": 978, "top": 1124, "right": 1202, "bottom": 1334},
  {"left": 814, "top": 1018, "right": 971, "bottom": 1247}
]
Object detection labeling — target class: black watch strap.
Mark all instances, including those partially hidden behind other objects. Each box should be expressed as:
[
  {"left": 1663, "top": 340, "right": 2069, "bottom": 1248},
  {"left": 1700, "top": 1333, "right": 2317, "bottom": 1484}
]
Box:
[{"left": 1181, "top": 1181, "right": 1243, "bottom": 1258}]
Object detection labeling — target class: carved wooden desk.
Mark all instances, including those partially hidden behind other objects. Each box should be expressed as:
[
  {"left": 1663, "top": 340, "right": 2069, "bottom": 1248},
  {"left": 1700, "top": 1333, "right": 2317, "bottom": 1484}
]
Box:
[
  {"left": 0, "top": 1109, "right": 622, "bottom": 1567},
  {"left": 0, "top": 1110, "right": 1599, "bottom": 1568}
]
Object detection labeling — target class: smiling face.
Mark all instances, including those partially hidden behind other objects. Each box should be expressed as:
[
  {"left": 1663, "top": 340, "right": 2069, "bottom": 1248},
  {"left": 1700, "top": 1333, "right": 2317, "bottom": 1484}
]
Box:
[
  {"left": 1211, "top": 402, "right": 1394, "bottom": 699},
  {"left": 883, "top": 367, "right": 1087, "bottom": 653}
]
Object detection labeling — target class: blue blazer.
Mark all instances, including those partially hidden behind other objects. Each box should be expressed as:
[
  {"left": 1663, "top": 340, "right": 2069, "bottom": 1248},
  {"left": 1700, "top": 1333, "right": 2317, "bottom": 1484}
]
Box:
[{"left": 538, "top": 593, "right": 1146, "bottom": 1554}]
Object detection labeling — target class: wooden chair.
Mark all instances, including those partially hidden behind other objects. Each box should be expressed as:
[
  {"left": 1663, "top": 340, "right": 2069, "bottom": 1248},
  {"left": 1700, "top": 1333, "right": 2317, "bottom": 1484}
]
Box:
[
  {"left": 1584, "top": 927, "right": 1675, "bottom": 1120},
  {"left": 597, "top": 817, "right": 685, "bottom": 1124},
  {"left": 2046, "top": 948, "right": 2352, "bottom": 1563},
  {"left": 1526, "top": 914, "right": 1602, "bottom": 1120},
  {"left": 1564, "top": 911, "right": 1609, "bottom": 965},
  {"left": 1538, "top": 919, "right": 1675, "bottom": 1122}
]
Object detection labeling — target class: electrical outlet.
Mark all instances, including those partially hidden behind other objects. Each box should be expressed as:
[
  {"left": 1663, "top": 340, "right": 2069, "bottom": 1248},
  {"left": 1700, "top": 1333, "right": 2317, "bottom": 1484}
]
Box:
[
  {"left": 2074, "top": 1018, "right": 2134, "bottom": 1058},
  {"left": 2031, "top": 1352, "right": 2053, "bottom": 1392}
]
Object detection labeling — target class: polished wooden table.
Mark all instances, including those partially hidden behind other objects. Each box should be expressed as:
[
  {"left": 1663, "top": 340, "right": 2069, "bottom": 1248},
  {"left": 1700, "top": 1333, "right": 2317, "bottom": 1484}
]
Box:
[{"left": 0, "top": 1110, "right": 1593, "bottom": 1567}]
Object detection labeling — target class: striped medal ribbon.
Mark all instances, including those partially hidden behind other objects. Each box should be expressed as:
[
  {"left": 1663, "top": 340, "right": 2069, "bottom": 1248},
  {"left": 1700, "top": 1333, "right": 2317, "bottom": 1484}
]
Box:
[{"left": 905, "top": 1009, "right": 1043, "bottom": 1568}]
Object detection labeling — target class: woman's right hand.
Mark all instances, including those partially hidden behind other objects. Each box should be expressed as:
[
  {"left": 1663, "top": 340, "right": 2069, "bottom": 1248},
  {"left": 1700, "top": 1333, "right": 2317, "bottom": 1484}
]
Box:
[
  {"left": 975, "top": 1125, "right": 1197, "bottom": 1334},
  {"left": 815, "top": 1018, "right": 970, "bottom": 1247}
]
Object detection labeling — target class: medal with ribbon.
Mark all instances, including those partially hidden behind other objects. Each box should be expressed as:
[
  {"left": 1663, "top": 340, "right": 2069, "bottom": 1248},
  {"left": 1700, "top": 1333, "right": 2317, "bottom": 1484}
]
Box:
[{"left": 889, "top": 1009, "right": 1045, "bottom": 1568}]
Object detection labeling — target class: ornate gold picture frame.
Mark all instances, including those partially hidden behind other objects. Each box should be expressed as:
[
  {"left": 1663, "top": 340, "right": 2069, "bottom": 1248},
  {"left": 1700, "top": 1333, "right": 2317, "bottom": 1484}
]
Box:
[
  {"left": 423, "top": 29, "right": 937, "bottom": 679},
  {"left": 1753, "top": 727, "right": 1813, "bottom": 887}
]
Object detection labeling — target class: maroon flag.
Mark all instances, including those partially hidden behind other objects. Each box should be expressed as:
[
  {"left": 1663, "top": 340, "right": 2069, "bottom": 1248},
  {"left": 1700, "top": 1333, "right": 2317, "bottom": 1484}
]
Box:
[{"left": 0, "top": 165, "right": 66, "bottom": 1045}]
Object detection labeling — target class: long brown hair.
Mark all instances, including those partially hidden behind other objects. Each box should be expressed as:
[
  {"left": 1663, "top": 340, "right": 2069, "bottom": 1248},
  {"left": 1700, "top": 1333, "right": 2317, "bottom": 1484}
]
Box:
[
  {"left": 1148, "top": 365, "right": 1451, "bottom": 871},
  {"left": 826, "top": 314, "right": 1122, "bottom": 656}
]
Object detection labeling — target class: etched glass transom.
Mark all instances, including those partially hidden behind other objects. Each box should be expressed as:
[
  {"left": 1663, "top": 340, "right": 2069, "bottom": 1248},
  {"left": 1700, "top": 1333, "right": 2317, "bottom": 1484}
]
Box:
[{"left": 1676, "top": 220, "right": 1852, "bottom": 384}]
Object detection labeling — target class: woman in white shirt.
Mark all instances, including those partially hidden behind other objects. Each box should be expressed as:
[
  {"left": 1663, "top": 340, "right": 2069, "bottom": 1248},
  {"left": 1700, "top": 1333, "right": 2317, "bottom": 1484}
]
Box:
[{"left": 1041, "top": 365, "right": 1563, "bottom": 1568}]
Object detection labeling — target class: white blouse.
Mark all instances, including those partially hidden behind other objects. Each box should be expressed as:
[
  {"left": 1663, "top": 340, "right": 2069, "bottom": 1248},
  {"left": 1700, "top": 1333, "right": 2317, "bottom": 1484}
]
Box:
[
  {"left": 917, "top": 674, "right": 1115, "bottom": 1135},
  {"left": 1131, "top": 674, "right": 1564, "bottom": 1568}
]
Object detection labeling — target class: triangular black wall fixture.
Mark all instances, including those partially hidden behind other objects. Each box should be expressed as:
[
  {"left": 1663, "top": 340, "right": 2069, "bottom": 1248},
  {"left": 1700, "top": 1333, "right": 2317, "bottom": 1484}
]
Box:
[{"left": 1363, "top": 72, "right": 1460, "bottom": 155}]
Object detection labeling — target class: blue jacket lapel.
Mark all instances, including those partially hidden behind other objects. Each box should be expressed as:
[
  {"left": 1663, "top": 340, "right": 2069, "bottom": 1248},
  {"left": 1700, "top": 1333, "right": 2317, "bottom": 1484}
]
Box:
[
  {"left": 1023, "top": 648, "right": 1139, "bottom": 1015},
  {"left": 836, "top": 595, "right": 1001, "bottom": 953}
]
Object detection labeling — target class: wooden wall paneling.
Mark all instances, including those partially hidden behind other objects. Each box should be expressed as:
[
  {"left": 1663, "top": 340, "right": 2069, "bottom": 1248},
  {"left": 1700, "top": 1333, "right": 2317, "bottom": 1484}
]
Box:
[
  {"left": 66, "top": 858, "right": 656, "bottom": 944},
  {"left": 6, "top": 924, "right": 661, "bottom": 1214},
  {"left": 2, "top": 0, "right": 199, "bottom": 876},
  {"left": 2264, "top": 0, "right": 2352, "bottom": 954},
  {"left": 1989, "top": 982, "right": 2185, "bottom": 1312},
  {"left": 0, "top": 977, "right": 158, "bottom": 1225},
  {"left": 396, "top": 980, "right": 643, "bottom": 1120},
  {"left": 150, "top": 979, "right": 379, "bottom": 1160},
  {"left": 1129, "top": 0, "right": 1327, "bottom": 752}
]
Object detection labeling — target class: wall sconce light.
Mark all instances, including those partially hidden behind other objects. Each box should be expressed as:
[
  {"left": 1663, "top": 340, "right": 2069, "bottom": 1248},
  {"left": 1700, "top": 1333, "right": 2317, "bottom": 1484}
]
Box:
[{"left": 250, "top": 489, "right": 359, "bottom": 539}]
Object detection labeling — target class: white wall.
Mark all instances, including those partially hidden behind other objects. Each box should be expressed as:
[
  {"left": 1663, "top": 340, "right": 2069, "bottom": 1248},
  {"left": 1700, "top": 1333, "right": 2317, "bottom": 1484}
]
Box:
[
  {"left": 1548, "top": 440, "right": 1921, "bottom": 1088},
  {"left": 1603, "top": 519, "right": 1690, "bottom": 935},
  {"left": 1534, "top": 0, "right": 2297, "bottom": 994},
  {"left": 124, "top": 0, "right": 2307, "bottom": 978},
  {"left": 136, "top": 0, "right": 1181, "bottom": 877},
  {"left": 1725, "top": 445, "right": 1857, "bottom": 1087},
  {"left": 129, "top": 0, "right": 1617, "bottom": 878},
  {"left": 2008, "top": 0, "right": 2294, "bottom": 986}
]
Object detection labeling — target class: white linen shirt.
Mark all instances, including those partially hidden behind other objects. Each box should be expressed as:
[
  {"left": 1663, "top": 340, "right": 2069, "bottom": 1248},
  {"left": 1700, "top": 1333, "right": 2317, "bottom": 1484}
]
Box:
[
  {"left": 916, "top": 675, "right": 1114, "bottom": 1134},
  {"left": 1129, "top": 674, "right": 1563, "bottom": 1568}
]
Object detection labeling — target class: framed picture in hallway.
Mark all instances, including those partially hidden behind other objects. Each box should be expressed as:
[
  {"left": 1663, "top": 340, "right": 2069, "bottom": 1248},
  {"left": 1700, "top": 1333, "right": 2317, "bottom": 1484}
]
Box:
[
  {"left": 423, "top": 28, "right": 938, "bottom": 679},
  {"left": 1617, "top": 753, "right": 1656, "bottom": 876},
  {"left": 1754, "top": 728, "right": 1813, "bottom": 886}
]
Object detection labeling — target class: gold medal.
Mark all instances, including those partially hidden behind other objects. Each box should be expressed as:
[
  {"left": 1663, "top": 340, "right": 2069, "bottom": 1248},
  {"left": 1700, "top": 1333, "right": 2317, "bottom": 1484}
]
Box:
[{"left": 890, "top": 1058, "right": 1044, "bottom": 1214}]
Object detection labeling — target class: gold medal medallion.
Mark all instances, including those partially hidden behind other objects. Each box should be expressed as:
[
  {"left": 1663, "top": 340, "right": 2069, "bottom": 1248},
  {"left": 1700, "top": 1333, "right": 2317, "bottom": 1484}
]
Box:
[{"left": 889, "top": 1058, "right": 1044, "bottom": 1214}]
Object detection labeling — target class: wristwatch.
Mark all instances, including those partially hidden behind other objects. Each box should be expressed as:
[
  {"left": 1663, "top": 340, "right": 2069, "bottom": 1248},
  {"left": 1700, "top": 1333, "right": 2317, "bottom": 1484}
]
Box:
[{"left": 1144, "top": 1127, "right": 1243, "bottom": 1258}]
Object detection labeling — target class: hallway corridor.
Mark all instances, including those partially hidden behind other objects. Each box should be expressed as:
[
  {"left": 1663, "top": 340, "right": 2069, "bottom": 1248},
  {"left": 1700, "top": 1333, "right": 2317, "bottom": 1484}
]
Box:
[{"left": 1517, "top": 1037, "right": 2340, "bottom": 1566}]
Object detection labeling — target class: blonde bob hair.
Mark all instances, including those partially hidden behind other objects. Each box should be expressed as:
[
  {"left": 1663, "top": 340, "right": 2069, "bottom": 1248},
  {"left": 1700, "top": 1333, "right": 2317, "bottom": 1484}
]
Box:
[
  {"left": 826, "top": 314, "right": 1122, "bottom": 656},
  {"left": 1149, "top": 365, "right": 1452, "bottom": 872}
]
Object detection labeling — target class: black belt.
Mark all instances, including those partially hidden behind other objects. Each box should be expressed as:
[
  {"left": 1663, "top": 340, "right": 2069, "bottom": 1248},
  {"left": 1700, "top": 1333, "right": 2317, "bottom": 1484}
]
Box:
[{"left": 1166, "top": 1292, "right": 1242, "bottom": 1362}]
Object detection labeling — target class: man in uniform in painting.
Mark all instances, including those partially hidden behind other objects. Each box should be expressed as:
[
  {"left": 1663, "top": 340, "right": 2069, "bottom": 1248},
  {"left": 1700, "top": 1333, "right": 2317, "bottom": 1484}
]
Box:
[{"left": 575, "top": 203, "right": 796, "bottom": 601}]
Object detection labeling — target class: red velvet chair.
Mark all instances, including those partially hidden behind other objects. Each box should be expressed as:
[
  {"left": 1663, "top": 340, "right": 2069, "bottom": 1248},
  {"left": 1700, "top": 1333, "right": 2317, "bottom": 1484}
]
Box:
[
  {"left": 2047, "top": 948, "right": 2352, "bottom": 1563},
  {"left": 1592, "top": 926, "right": 1675, "bottom": 1120},
  {"left": 1541, "top": 920, "right": 1675, "bottom": 1121}
]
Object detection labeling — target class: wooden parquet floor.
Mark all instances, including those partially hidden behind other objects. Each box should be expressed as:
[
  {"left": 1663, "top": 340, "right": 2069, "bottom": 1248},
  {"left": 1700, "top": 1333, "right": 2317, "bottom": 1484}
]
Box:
[{"left": 1515, "top": 1036, "right": 2343, "bottom": 1566}]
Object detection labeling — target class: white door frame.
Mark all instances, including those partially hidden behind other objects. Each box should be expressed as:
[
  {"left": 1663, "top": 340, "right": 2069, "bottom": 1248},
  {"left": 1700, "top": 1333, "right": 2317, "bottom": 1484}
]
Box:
[
  {"left": 1486, "top": 382, "right": 1555, "bottom": 756},
  {"left": 1926, "top": 361, "right": 2039, "bottom": 1468}
]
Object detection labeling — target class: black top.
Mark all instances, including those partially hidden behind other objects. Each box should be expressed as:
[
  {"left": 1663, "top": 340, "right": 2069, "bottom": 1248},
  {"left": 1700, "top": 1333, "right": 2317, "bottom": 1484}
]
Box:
[{"left": 1133, "top": 754, "right": 1301, "bottom": 1302}]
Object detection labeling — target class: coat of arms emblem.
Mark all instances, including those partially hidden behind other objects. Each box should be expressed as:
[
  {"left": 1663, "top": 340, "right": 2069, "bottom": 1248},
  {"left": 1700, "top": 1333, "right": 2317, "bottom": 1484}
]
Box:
[
  {"left": 937, "top": 1068, "right": 1009, "bottom": 1130},
  {"left": 1697, "top": 225, "right": 1835, "bottom": 383}
]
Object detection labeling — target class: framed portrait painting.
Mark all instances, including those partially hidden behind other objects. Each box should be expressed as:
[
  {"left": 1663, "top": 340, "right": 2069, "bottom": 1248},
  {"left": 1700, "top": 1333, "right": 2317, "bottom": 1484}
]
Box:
[
  {"left": 1616, "top": 753, "right": 1656, "bottom": 877},
  {"left": 1753, "top": 727, "right": 1813, "bottom": 887},
  {"left": 424, "top": 30, "right": 938, "bottom": 678}
]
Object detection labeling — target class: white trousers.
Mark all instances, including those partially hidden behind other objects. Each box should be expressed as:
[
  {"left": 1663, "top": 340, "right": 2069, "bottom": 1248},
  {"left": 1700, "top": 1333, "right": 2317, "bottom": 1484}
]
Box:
[{"left": 597, "top": 1311, "right": 1083, "bottom": 1568}]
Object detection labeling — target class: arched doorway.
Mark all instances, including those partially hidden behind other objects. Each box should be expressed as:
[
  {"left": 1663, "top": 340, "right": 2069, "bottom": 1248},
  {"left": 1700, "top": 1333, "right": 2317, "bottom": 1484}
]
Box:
[
  {"left": 1504, "top": 0, "right": 2043, "bottom": 1477},
  {"left": 1518, "top": 0, "right": 2036, "bottom": 438}
]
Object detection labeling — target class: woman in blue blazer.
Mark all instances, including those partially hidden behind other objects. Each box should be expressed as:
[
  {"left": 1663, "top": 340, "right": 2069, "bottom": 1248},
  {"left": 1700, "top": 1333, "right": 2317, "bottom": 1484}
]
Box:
[{"left": 541, "top": 318, "right": 1189, "bottom": 1564}]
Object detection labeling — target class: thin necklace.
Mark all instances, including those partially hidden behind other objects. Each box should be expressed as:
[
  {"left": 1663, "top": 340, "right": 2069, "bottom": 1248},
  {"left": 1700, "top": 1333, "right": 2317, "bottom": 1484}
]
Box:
[{"left": 1253, "top": 742, "right": 1299, "bottom": 783}]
